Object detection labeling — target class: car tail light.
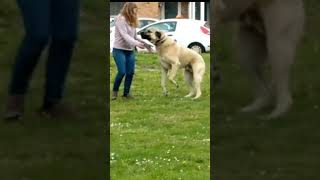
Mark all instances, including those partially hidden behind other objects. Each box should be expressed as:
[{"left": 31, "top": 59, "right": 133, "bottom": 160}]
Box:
[{"left": 200, "top": 26, "right": 210, "bottom": 35}]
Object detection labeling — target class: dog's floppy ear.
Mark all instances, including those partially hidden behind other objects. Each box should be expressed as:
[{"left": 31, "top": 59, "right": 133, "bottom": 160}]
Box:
[{"left": 155, "top": 31, "right": 162, "bottom": 39}]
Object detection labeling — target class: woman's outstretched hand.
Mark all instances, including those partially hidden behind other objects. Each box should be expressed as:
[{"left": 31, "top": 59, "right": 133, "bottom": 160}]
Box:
[
  {"left": 136, "top": 42, "right": 145, "bottom": 49},
  {"left": 143, "top": 43, "right": 153, "bottom": 52}
]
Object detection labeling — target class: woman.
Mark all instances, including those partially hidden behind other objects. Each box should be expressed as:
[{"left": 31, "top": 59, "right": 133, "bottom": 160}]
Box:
[
  {"left": 112, "top": 2, "right": 151, "bottom": 100},
  {"left": 4, "top": 0, "right": 80, "bottom": 120}
]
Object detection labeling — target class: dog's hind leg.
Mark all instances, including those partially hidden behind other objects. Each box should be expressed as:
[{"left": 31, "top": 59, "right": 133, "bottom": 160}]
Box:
[
  {"left": 184, "top": 69, "right": 195, "bottom": 98},
  {"left": 262, "top": 0, "right": 304, "bottom": 119},
  {"left": 236, "top": 23, "right": 272, "bottom": 113},
  {"left": 192, "top": 63, "right": 205, "bottom": 99}
]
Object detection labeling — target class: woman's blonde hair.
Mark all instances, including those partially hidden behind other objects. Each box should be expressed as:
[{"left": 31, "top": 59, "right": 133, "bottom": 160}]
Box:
[{"left": 120, "top": 2, "right": 139, "bottom": 28}]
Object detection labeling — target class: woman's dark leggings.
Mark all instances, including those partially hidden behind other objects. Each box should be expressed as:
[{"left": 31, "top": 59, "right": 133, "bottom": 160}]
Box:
[{"left": 9, "top": 0, "right": 80, "bottom": 108}]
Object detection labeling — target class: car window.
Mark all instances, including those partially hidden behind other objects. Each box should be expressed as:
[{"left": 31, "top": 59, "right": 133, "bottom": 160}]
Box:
[
  {"left": 146, "top": 20, "right": 156, "bottom": 25},
  {"left": 148, "top": 21, "right": 177, "bottom": 32},
  {"left": 110, "top": 19, "right": 115, "bottom": 28},
  {"left": 204, "top": 22, "right": 210, "bottom": 28},
  {"left": 139, "top": 20, "right": 148, "bottom": 28},
  {"left": 139, "top": 20, "right": 157, "bottom": 29}
]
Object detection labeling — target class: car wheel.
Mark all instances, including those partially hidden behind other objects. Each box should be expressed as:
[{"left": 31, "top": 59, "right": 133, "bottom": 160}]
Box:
[{"left": 188, "top": 43, "right": 205, "bottom": 54}]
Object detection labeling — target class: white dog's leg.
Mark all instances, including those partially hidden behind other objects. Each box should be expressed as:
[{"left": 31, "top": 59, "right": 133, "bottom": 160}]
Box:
[
  {"left": 161, "top": 67, "right": 168, "bottom": 96},
  {"left": 184, "top": 69, "right": 195, "bottom": 98},
  {"left": 262, "top": 0, "right": 304, "bottom": 119},
  {"left": 168, "top": 60, "right": 180, "bottom": 88},
  {"left": 236, "top": 22, "right": 272, "bottom": 113},
  {"left": 192, "top": 63, "right": 205, "bottom": 99}
]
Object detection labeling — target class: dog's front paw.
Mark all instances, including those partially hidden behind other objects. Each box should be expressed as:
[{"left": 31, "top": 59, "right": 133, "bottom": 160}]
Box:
[{"left": 163, "top": 91, "right": 169, "bottom": 96}]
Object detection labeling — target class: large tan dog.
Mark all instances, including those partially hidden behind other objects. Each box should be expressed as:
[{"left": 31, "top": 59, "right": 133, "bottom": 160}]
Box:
[
  {"left": 140, "top": 28, "right": 206, "bottom": 99},
  {"left": 213, "top": 0, "right": 305, "bottom": 119}
]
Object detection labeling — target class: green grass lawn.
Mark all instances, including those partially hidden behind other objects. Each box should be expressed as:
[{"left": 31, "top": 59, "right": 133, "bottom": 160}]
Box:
[
  {"left": 110, "top": 53, "right": 210, "bottom": 180},
  {"left": 0, "top": 1, "right": 107, "bottom": 179},
  {"left": 213, "top": 1, "right": 320, "bottom": 179}
]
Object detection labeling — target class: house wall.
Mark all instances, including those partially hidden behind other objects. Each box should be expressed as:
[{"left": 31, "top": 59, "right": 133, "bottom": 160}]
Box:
[
  {"left": 135, "top": 2, "right": 190, "bottom": 19},
  {"left": 110, "top": 2, "right": 208, "bottom": 21},
  {"left": 136, "top": 2, "right": 160, "bottom": 19},
  {"left": 181, "top": 2, "right": 189, "bottom": 18}
]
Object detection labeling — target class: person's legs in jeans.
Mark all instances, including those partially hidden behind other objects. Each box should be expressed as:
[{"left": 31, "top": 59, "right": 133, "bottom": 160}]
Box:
[
  {"left": 112, "top": 48, "right": 126, "bottom": 94},
  {"left": 9, "top": 0, "right": 50, "bottom": 96},
  {"left": 5, "top": 0, "right": 50, "bottom": 119},
  {"left": 123, "top": 50, "right": 135, "bottom": 97},
  {"left": 43, "top": 0, "right": 80, "bottom": 109}
]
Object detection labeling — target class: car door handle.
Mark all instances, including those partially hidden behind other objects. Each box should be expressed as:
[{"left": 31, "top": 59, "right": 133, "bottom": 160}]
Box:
[{"left": 167, "top": 34, "right": 173, "bottom": 36}]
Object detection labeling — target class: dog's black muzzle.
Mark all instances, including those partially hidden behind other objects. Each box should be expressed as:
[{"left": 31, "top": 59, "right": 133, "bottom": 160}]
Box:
[{"left": 140, "top": 31, "right": 151, "bottom": 41}]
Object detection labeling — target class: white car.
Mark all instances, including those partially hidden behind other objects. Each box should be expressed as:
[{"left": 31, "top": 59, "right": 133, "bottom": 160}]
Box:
[
  {"left": 110, "top": 17, "right": 159, "bottom": 52},
  {"left": 110, "top": 17, "right": 115, "bottom": 28},
  {"left": 137, "top": 19, "right": 210, "bottom": 54}
]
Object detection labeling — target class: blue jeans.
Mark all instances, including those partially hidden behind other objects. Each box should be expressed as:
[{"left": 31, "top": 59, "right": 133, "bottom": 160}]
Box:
[
  {"left": 9, "top": 0, "right": 80, "bottom": 108},
  {"left": 112, "top": 48, "right": 136, "bottom": 96}
]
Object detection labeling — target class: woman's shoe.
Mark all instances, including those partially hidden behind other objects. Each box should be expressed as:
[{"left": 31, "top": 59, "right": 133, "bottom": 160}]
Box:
[
  {"left": 123, "top": 94, "right": 134, "bottom": 100},
  {"left": 3, "top": 95, "right": 25, "bottom": 121},
  {"left": 38, "top": 102, "right": 76, "bottom": 119},
  {"left": 112, "top": 91, "right": 118, "bottom": 100}
]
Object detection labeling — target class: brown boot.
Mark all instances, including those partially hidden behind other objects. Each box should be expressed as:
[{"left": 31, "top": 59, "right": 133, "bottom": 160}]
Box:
[
  {"left": 122, "top": 94, "right": 134, "bottom": 100},
  {"left": 112, "top": 91, "right": 118, "bottom": 100},
  {"left": 38, "top": 102, "right": 76, "bottom": 119},
  {"left": 3, "top": 94, "right": 25, "bottom": 121}
]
